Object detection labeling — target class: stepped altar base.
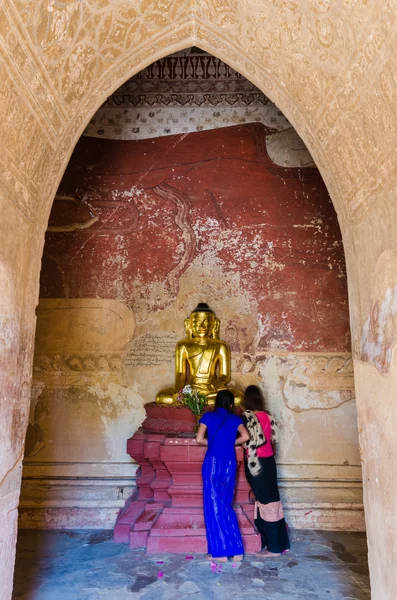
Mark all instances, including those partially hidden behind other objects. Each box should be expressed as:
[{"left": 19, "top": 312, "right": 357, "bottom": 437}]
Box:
[{"left": 113, "top": 403, "right": 260, "bottom": 553}]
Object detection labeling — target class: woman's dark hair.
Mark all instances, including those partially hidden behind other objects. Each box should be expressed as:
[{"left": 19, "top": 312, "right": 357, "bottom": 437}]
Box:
[
  {"left": 244, "top": 385, "right": 265, "bottom": 411},
  {"left": 215, "top": 389, "right": 235, "bottom": 411}
]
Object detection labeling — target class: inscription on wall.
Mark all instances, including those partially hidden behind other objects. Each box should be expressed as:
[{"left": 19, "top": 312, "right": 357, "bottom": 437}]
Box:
[{"left": 125, "top": 334, "right": 178, "bottom": 368}]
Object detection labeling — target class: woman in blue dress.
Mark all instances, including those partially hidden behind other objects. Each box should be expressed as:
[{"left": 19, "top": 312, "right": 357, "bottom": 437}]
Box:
[{"left": 196, "top": 389, "right": 250, "bottom": 562}]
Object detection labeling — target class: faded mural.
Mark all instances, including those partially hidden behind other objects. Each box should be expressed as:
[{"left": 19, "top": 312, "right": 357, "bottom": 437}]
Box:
[{"left": 21, "top": 51, "right": 363, "bottom": 531}]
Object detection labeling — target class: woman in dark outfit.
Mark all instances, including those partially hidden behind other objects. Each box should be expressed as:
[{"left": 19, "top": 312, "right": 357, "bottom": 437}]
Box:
[
  {"left": 196, "top": 389, "right": 250, "bottom": 563},
  {"left": 243, "top": 385, "right": 290, "bottom": 557}
]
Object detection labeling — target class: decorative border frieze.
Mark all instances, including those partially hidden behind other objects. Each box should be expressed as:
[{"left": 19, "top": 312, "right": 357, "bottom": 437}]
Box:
[{"left": 33, "top": 353, "right": 125, "bottom": 387}]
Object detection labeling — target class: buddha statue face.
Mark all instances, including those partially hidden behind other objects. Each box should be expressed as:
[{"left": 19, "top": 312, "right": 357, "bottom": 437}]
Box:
[
  {"left": 190, "top": 311, "right": 215, "bottom": 338},
  {"left": 184, "top": 303, "right": 220, "bottom": 340}
]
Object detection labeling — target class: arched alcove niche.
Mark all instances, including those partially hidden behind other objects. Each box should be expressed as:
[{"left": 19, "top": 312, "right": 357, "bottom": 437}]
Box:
[
  {"left": 24, "top": 48, "right": 362, "bottom": 546},
  {"left": 1, "top": 4, "right": 397, "bottom": 599}
]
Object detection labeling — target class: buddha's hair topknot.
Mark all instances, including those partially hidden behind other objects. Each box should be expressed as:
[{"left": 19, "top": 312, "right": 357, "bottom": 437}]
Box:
[{"left": 192, "top": 302, "right": 215, "bottom": 314}]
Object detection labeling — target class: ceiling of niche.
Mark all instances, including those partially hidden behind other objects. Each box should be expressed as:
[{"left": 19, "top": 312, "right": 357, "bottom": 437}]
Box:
[{"left": 84, "top": 48, "right": 315, "bottom": 169}]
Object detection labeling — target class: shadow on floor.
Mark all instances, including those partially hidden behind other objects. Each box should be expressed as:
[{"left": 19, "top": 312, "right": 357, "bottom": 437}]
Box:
[{"left": 13, "top": 529, "right": 370, "bottom": 600}]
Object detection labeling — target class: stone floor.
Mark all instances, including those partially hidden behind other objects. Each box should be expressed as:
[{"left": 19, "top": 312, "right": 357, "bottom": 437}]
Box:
[{"left": 13, "top": 530, "right": 370, "bottom": 600}]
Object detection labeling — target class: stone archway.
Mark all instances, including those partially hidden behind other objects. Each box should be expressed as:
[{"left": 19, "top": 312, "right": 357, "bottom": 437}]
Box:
[{"left": 1, "top": 3, "right": 397, "bottom": 599}]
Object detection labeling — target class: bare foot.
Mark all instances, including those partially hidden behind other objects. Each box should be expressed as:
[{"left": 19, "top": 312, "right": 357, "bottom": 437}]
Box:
[
  {"left": 232, "top": 554, "right": 244, "bottom": 562},
  {"left": 205, "top": 554, "right": 213, "bottom": 560},
  {"left": 260, "top": 550, "right": 281, "bottom": 558},
  {"left": 212, "top": 556, "right": 228, "bottom": 563}
]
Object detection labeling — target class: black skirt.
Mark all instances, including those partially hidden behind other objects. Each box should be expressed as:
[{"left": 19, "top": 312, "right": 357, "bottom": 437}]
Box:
[{"left": 245, "top": 456, "right": 290, "bottom": 554}]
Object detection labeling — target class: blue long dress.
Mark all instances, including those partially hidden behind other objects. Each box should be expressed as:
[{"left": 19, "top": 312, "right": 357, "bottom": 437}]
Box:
[{"left": 199, "top": 408, "right": 245, "bottom": 558}]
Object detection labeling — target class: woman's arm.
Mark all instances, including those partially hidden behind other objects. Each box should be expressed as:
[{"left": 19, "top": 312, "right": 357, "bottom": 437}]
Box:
[
  {"left": 235, "top": 424, "right": 250, "bottom": 446},
  {"left": 196, "top": 423, "right": 208, "bottom": 446}
]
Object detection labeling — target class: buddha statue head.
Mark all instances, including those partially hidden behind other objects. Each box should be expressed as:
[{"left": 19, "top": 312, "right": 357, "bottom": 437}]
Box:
[{"left": 184, "top": 303, "right": 220, "bottom": 339}]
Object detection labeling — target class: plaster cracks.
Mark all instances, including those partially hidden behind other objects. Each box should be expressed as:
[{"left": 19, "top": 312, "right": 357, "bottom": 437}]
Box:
[
  {"left": 0, "top": 451, "right": 24, "bottom": 495},
  {"left": 87, "top": 383, "right": 146, "bottom": 461},
  {"left": 256, "top": 356, "right": 359, "bottom": 463},
  {"left": 284, "top": 376, "right": 354, "bottom": 413}
]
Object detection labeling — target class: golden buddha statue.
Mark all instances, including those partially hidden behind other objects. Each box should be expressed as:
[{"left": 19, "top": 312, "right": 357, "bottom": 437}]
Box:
[{"left": 156, "top": 303, "right": 243, "bottom": 406}]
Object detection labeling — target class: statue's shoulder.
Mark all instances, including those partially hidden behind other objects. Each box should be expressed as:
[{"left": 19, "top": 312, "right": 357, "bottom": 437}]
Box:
[
  {"left": 176, "top": 337, "right": 191, "bottom": 349},
  {"left": 216, "top": 339, "right": 230, "bottom": 350}
]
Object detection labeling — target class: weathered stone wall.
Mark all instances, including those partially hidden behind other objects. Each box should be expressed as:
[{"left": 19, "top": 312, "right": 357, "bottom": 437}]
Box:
[
  {"left": 19, "top": 124, "right": 363, "bottom": 530},
  {"left": 1, "top": 2, "right": 397, "bottom": 599}
]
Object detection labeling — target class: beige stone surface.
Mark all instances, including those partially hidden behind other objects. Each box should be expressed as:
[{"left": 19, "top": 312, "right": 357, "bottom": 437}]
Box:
[
  {"left": 35, "top": 298, "right": 135, "bottom": 353},
  {"left": 20, "top": 299, "right": 145, "bottom": 530},
  {"left": 1, "top": 1, "right": 397, "bottom": 598},
  {"left": 355, "top": 355, "right": 397, "bottom": 600}
]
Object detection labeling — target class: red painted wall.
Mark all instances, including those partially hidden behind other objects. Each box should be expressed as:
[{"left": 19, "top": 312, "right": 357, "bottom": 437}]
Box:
[{"left": 41, "top": 123, "right": 350, "bottom": 352}]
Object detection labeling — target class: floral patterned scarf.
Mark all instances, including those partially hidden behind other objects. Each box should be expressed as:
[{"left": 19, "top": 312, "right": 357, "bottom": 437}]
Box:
[{"left": 243, "top": 409, "right": 266, "bottom": 476}]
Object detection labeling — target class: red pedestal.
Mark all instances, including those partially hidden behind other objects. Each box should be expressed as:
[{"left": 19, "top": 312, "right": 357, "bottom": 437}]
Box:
[{"left": 114, "top": 405, "right": 260, "bottom": 553}]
